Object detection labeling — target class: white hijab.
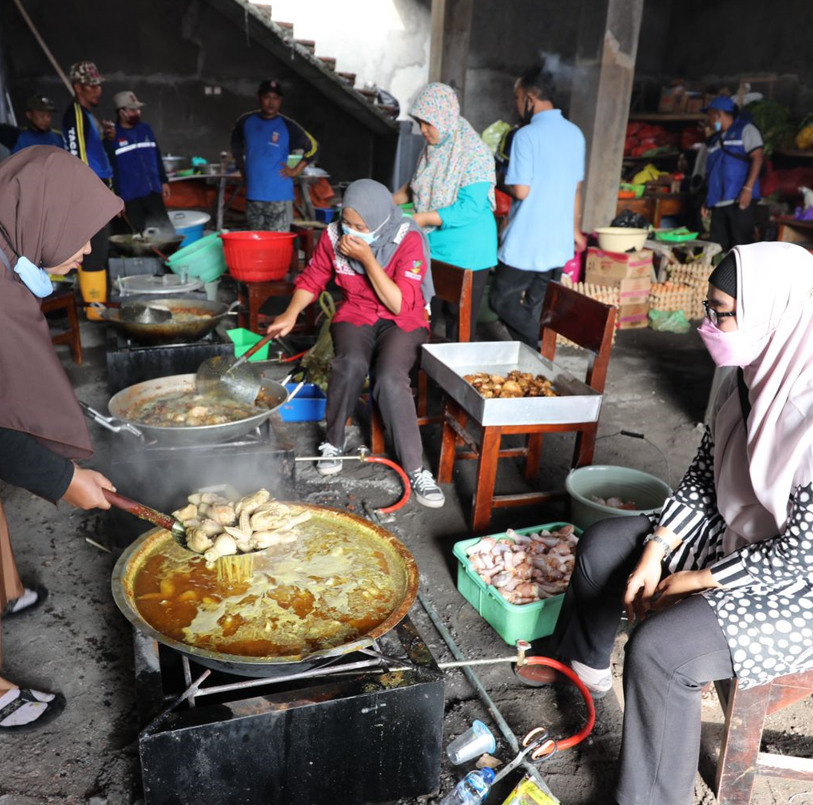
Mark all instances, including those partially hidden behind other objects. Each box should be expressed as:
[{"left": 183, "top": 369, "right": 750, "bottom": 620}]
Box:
[{"left": 711, "top": 242, "right": 813, "bottom": 552}]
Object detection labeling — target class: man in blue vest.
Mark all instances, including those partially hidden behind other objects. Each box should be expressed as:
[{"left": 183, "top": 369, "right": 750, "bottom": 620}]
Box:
[
  {"left": 230, "top": 79, "right": 319, "bottom": 231},
  {"left": 702, "top": 96, "right": 764, "bottom": 252},
  {"left": 10, "top": 95, "right": 64, "bottom": 154},
  {"left": 106, "top": 90, "right": 172, "bottom": 234},
  {"left": 63, "top": 61, "right": 114, "bottom": 316}
]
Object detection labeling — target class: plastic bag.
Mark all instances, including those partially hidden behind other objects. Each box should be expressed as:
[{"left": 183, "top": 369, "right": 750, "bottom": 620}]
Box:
[
  {"left": 299, "top": 292, "right": 336, "bottom": 391},
  {"left": 481, "top": 120, "right": 512, "bottom": 156},
  {"left": 500, "top": 776, "right": 558, "bottom": 805},
  {"left": 648, "top": 309, "right": 691, "bottom": 334},
  {"left": 610, "top": 209, "right": 651, "bottom": 229}
]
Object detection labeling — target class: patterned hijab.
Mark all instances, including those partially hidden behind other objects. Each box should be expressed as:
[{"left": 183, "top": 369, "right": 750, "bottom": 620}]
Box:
[{"left": 409, "top": 83, "right": 496, "bottom": 213}]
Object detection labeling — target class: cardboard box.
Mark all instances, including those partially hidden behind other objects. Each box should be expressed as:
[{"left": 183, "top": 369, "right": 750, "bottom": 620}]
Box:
[
  {"left": 616, "top": 276, "right": 651, "bottom": 304},
  {"left": 617, "top": 302, "right": 650, "bottom": 330},
  {"left": 684, "top": 92, "right": 705, "bottom": 114},
  {"left": 658, "top": 84, "right": 686, "bottom": 114},
  {"left": 585, "top": 247, "right": 653, "bottom": 282}
]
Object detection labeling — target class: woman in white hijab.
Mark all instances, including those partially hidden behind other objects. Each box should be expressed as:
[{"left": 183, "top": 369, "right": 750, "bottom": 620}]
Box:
[{"left": 529, "top": 242, "right": 813, "bottom": 805}]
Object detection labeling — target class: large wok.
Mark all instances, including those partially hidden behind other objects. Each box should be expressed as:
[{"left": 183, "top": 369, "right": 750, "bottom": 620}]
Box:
[
  {"left": 100, "top": 297, "right": 236, "bottom": 345},
  {"left": 109, "top": 232, "right": 185, "bottom": 258},
  {"left": 81, "top": 373, "right": 292, "bottom": 447},
  {"left": 111, "top": 505, "right": 419, "bottom": 677}
]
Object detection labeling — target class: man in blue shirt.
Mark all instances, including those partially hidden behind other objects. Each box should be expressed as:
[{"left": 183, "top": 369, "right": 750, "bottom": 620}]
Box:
[
  {"left": 230, "top": 79, "right": 319, "bottom": 231},
  {"left": 10, "top": 95, "right": 64, "bottom": 154},
  {"left": 491, "top": 66, "right": 586, "bottom": 347},
  {"left": 106, "top": 90, "right": 172, "bottom": 234}
]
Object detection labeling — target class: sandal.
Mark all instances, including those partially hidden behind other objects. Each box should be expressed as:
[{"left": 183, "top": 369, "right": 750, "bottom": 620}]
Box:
[
  {"left": 1, "top": 584, "right": 48, "bottom": 619},
  {"left": 0, "top": 688, "right": 66, "bottom": 732}
]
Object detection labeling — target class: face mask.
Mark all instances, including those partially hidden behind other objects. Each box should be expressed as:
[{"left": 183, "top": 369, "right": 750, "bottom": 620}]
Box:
[
  {"left": 13, "top": 255, "right": 54, "bottom": 298},
  {"left": 714, "top": 121, "right": 722, "bottom": 132},
  {"left": 341, "top": 214, "right": 390, "bottom": 246},
  {"left": 697, "top": 318, "right": 765, "bottom": 367}
]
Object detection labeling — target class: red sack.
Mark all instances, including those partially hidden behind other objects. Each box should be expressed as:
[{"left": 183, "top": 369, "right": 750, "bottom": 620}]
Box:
[{"left": 495, "top": 188, "right": 512, "bottom": 217}]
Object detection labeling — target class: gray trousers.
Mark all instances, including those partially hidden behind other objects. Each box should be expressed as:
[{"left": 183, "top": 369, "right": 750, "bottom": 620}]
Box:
[
  {"left": 325, "top": 320, "right": 428, "bottom": 472},
  {"left": 550, "top": 516, "right": 735, "bottom": 805},
  {"left": 245, "top": 200, "right": 293, "bottom": 232}
]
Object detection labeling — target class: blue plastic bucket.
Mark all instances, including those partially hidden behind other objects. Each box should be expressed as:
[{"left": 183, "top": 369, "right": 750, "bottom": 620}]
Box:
[
  {"left": 165, "top": 232, "right": 226, "bottom": 283},
  {"left": 168, "top": 210, "right": 211, "bottom": 247}
]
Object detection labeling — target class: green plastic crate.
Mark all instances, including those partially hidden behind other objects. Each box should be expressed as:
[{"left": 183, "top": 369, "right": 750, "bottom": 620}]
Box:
[{"left": 452, "top": 522, "right": 581, "bottom": 646}]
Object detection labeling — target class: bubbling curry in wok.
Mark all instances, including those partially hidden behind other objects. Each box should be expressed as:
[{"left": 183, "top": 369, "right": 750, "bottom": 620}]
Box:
[{"left": 123, "top": 392, "right": 267, "bottom": 427}]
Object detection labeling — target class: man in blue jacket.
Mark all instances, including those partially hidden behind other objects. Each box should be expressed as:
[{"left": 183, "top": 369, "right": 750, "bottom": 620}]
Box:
[
  {"left": 701, "top": 96, "right": 764, "bottom": 252},
  {"left": 106, "top": 91, "right": 172, "bottom": 234},
  {"left": 230, "top": 79, "right": 319, "bottom": 231},
  {"left": 62, "top": 61, "right": 113, "bottom": 315},
  {"left": 11, "top": 95, "right": 64, "bottom": 153}
]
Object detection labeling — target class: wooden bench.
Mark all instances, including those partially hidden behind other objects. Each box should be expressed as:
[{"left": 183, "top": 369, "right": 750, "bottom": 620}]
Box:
[{"left": 41, "top": 288, "right": 82, "bottom": 365}]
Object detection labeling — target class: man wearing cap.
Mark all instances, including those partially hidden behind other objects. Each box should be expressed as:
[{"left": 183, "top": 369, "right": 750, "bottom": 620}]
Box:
[
  {"left": 230, "top": 79, "right": 319, "bottom": 231},
  {"left": 62, "top": 61, "right": 114, "bottom": 316},
  {"left": 10, "top": 95, "right": 64, "bottom": 154},
  {"left": 106, "top": 90, "right": 172, "bottom": 234},
  {"left": 701, "top": 96, "right": 764, "bottom": 252}
]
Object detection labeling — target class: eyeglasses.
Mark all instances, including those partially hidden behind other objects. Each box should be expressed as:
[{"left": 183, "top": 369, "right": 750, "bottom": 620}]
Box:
[{"left": 702, "top": 299, "right": 737, "bottom": 327}]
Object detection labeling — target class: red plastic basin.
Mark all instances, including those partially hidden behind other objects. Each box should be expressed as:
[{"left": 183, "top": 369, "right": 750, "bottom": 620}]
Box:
[{"left": 220, "top": 231, "right": 296, "bottom": 282}]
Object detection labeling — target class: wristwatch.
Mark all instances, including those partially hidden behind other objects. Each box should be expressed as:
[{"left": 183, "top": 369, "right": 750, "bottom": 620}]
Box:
[{"left": 643, "top": 533, "right": 673, "bottom": 558}]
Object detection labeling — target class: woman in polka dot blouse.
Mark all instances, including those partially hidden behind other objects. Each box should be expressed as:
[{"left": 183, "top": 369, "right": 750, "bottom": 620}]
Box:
[{"left": 537, "top": 242, "right": 813, "bottom": 805}]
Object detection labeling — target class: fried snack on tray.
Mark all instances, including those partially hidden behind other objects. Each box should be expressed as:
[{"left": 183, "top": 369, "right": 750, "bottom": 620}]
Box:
[{"left": 463, "top": 370, "right": 558, "bottom": 399}]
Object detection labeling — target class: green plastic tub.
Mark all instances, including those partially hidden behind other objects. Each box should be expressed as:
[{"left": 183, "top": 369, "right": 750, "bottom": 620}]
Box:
[
  {"left": 655, "top": 228, "right": 699, "bottom": 243},
  {"left": 565, "top": 465, "right": 671, "bottom": 530},
  {"left": 453, "top": 522, "right": 581, "bottom": 646},
  {"left": 165, "top": 232, "right": 227, "bottom": 283},
  {"left": 226, "top": 328, "right": 271, "bottom": 361}
]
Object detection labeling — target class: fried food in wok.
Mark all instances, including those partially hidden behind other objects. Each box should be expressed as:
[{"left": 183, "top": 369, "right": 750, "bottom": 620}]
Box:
[
  {"left": 124, "top": 392, "right": 269, "bottom": 427},
  {"left": 462, "top": 370, "right": 558, "bottom": 399}
]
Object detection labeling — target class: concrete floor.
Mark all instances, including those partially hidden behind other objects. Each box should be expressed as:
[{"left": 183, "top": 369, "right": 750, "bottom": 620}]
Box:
[{"left": 2, "top": 316, "right": 813, "bottom": 805}]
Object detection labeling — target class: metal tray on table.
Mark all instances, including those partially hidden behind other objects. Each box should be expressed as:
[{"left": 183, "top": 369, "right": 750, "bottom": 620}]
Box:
[{"left": 421, "top": 341, "right": 603, "bottom": 427}]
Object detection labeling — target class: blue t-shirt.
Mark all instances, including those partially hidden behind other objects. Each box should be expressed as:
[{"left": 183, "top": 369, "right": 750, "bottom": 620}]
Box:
[
  {"left": 499, "top": 110, "right": 585, "bottom": 272},
  {"left": 244, "top": 115, "right": 294, "bottom": 203},
  {"left": 110, "top": 122, "right": 165, "bottom": 202},
  {"left": 11, "top": 128, "right": 64, "bottom": 154}
]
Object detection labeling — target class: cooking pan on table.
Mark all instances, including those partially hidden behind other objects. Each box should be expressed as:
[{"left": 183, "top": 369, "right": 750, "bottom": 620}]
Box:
[
  {"left": 80, "top": 372, "right": 302, "bottom": 447},
  {"left": 99, "top": 297, "right": 237, "bottom": 345},
  {"left": 109, "top": 232, "right": 185, "bottom": 258},
  {"left": 111, "top": 505, "right": 419, "bottom": 677}
]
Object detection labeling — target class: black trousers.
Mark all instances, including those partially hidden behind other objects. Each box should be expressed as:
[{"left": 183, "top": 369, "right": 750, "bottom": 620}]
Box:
[
  {"left": 83, "top": 223, "right": 109, "bottom": 272},
  {"left": 430, "top": 267, "right": 491, "bottom": 342},
  {"left": 114, "top": 193, "right": 173, "bottom": 236},
  {"left": 550, "top": 516, "right": 735, "bottom": 805},
  {"left": 325, "top": 320, "right": 428, "bottom": 472},
  {"left": 489, "top": 262, "right": 562, "bottom": 347},
  {"left": 709, "top": 200, "right": 756, "bottom": 253}
]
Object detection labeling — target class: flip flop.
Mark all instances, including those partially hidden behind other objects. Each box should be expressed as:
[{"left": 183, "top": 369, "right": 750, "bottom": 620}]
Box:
[
  {"left": 0, "top": 688, "right": 66, "bottom": 732},
  {"left": 1, "top": 584, "right": 48, "bottom": 619}
]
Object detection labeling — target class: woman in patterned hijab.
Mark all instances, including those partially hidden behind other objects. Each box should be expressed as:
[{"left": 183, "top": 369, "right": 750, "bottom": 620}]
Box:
[{"left": 394, "top": 82, "right": 497, "bottom": 341}]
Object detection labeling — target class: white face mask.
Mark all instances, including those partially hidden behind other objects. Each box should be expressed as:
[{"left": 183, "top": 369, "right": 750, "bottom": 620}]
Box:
[{"left": 0, "top": 250, "right": 53, "bottom": 298}]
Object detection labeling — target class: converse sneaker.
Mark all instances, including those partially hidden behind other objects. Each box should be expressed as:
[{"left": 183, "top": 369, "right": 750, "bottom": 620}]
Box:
[
  {"left": 316, "top": 442, "right": 344, "bottom": 476},
  {"left": 408, "top": 467, "right": 446, "bottom": 508}
]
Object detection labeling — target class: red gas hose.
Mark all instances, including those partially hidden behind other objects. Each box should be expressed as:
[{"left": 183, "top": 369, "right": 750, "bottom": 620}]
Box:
[
  {"left": 361, "top": 455, "right": 411, "bottom": 514},
  {"left": 521, "top": 657, "right": 596, "bottom": 755}
]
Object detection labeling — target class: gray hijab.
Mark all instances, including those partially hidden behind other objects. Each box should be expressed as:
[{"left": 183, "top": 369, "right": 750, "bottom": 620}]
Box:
[{"left": 331, "top": 178, "right": 435, "bottom": 304}]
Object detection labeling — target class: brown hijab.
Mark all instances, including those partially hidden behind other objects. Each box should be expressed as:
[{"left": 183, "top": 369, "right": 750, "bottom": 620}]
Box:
[{"left": 0, "top": 146, "right": 123, "bottom": 459}]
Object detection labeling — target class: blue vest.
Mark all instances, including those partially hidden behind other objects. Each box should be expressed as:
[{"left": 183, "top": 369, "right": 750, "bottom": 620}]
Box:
[
  {"left": 112, "top": 122, "right": 163, "bottom": 201},
  {"left": 244, "top": 114, "right": 293, "bottom": 202},
  {"left": 706, "top": 117, "right": 761, "bottom": 207},
  {"left": 11, "top": 128, "right": 64, "bottom": 154}
]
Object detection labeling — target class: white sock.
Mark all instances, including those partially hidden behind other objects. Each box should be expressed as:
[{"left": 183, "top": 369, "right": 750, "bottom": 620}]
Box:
[
  {"left": 571, "top": 660, "right": 612, "bottom": 690},
  {"left": 0, "top": 688, "right": 54, "bottom": 728}
]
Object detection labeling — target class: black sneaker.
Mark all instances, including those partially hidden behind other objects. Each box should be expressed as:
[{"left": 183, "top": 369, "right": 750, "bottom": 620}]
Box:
[
  {"left": 408, "top": 468, "right": 445, "bottom": 508},
  {"left": 316, "top": 442, "right": 343, "bottom": 476}
]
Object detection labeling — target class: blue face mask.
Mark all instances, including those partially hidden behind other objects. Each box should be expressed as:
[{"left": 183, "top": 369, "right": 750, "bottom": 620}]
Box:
[
  {"left": 714, "top": 121, "right": 722, "bottom": 132},
  {"left": 341, "top": 224, "right": 377, "bottom": 245},
  {"left": 13, "top": 255, "right": 54, "bottom": 298}
]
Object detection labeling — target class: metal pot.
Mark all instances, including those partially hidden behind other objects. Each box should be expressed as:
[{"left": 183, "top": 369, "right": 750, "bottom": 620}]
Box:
[
  {"left": 81, "top": 373, "right": 296, "bottom": 447},
  {"left": 109, "top": 233, "right": 186, "bottom": 258},
  {"left": 162, "top": 154, "right": 188, "bottom": 174},
  {"left": 99, "top": 297, "right": 236, "bottom": 345},
  {"left": 110, "top": 506, "right": 419, "bottom": 677}
]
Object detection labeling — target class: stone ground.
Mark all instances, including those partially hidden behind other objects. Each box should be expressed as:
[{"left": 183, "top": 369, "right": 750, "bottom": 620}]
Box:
[{"left": 2, "top": 314, "right": 813, "bottom": 805}]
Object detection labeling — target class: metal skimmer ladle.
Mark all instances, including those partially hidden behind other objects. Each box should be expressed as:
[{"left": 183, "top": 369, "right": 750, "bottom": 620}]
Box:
[
  {"left": 195, "top": 332, "right": 275, "bottom": 404},
  {"left": 102, "top": 489, "right": 188, "bottom": 548}
]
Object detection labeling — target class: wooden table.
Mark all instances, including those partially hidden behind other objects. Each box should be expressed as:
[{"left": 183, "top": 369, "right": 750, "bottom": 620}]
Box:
[
  {"left": 616, "top": 191, "right": 692, "bottom": 227},
  {"left": 41, "top": 288, "right": 82, "bottom": 364},
  {"left": 776, "top": 217, "right": 813, "bottom": 251}
]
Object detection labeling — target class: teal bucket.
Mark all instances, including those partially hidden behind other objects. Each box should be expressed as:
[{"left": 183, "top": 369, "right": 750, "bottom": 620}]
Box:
[
  {"left": 165, "top": 232, "right": 227, "bottom": 284},
  {"left": 565, "top": 465, "right": 672, "bottom": 530}
]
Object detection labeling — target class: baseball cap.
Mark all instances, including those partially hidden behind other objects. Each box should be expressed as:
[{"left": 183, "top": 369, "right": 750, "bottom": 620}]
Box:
[
  {"left": 69, "top": 61, "right": 104, "bottom": 86},
  {"left": 258, "top": 79, "right": 283, "bottom": 96},
  {"left": 25, "top": 94, "right": 57, "bottom": 112},
  {"left": 113, "top": 90, "right": 145, "bottom": 110},
  {"left": 703, "top": 95, "right": 737, "bottom": 114}
]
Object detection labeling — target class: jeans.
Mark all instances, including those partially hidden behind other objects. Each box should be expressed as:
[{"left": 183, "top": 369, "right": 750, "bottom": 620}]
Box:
[{"left": 489, "top": 262, "right": 562, "bottom": 347}]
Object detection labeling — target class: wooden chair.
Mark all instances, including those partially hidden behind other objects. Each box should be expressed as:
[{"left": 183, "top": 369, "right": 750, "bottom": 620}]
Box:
[
  {"left": 437, "top": 282, "right": 616, "bottom": 531},
  {"left": 715, "top": 669, "right": 813, "bottom": 804},
  {"left": 369, "top": 260, "right": 474, "bottom": 455},
  {"left": 41, "top": 288, "right": 82, "bottom": 365}
]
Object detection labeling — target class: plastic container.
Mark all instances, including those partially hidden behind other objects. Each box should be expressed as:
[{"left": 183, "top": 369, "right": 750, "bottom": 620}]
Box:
[
  {"left": 165, "top": 232, "right": 227, "bottom": 284},
  {"left": 619, "top": 183, "right": 646, "bottom": 198},
  {"left": 278, "top": 383, "right": 327, "bottom": 422},
  {"left": 439, "top": 769, "right": 495, "bottom": 805},
  {"left": 565, "top": 465, "right": 672, "bottom": 530},
  {"left": 314, "top": 207, "right": 337, "bottom": 224},
  {"left": 168, "top": 210, "right": 211, "bottom": 247},
  {"left": 446, "top": 720, "right": 496, "bottom": 765},
  {"left": 220, "top": 231, "right": 296, "bottom": 282},
  {"left": 226, "top": 328, "right": 271, "bottom": 361},
  {"left": 594, "top": 227, "right": 649, "bottom": 253},
  {"left": 563, "top": 246, "right": 584, "bottom": 283},
  {"left": 655, "top": 228, "right": 699, "bottom": 243},
  {"left": 453, "top": 522, "right": 582, "bottom": 646}
]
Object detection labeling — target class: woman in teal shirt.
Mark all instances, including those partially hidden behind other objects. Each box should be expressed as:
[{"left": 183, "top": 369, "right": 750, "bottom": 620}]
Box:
[{"left": 394, "top": 83, "right": 497, "bottom": 340}]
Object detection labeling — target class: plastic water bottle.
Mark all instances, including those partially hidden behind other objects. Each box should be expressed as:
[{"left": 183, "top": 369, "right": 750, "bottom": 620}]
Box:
[{"left": 439, "top": 768, "right": 496, "bottom": 805}]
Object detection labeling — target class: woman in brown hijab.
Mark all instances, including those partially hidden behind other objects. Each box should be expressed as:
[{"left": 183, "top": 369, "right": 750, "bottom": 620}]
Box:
[{"left": 0, "top": 146, "right": 123, "bottom": 731}]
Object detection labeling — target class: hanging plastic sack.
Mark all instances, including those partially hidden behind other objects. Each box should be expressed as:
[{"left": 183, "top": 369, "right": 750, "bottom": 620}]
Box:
[
  {"left": 481, "top": 120, "right": 512, "bottom": 155},
  {"left": 300, "top": 292, "right": 337, "bottom": 392},
  {"left": 648, "top": 309, "right": 691, "bottom": 334}
]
